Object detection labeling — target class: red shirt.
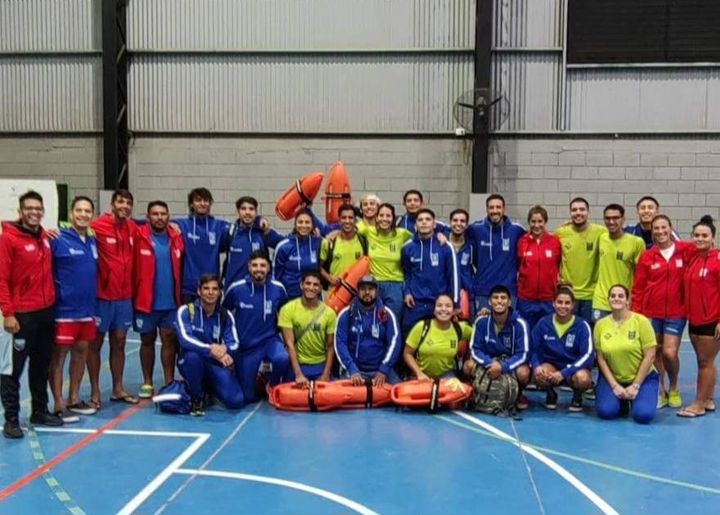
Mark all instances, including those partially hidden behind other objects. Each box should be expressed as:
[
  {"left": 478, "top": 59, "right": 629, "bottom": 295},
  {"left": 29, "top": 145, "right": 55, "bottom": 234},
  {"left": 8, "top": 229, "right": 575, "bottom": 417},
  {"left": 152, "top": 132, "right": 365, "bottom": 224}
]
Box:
[
  {"left": 132, "top": 225, "right": 184, "bottom": 314},
  {"left": 517, "top": 232, "right": 561, "bottom": 302},
  {"left": 90, "top": 213, "right": 137, "bottom": 301},
  {"left": 684, "top": 248, "right": 720, "bottom": 326},
  {"left": 0, "top": 222, "right": 55, "bottom": 316},
  {"left": 632, "top": 241, "right": 693, "bottom": 320}
]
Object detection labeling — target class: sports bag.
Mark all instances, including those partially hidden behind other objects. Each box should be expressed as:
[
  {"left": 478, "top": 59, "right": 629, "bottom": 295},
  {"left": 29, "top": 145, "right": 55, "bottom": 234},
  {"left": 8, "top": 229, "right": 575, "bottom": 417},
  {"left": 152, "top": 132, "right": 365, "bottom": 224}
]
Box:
[
  {"left": 468, "top": 364, "right": 519, "bottom": 417},
  {"left": 153, "top": 380, "right": 191, "bottom": 415}
]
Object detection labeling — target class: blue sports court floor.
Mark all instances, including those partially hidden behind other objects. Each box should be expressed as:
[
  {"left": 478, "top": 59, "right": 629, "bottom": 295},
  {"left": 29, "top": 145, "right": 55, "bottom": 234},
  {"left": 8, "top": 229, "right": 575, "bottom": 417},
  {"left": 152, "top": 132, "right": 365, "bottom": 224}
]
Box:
[{"left": 1, "top": 333, "right": 719, "bottom": 514}]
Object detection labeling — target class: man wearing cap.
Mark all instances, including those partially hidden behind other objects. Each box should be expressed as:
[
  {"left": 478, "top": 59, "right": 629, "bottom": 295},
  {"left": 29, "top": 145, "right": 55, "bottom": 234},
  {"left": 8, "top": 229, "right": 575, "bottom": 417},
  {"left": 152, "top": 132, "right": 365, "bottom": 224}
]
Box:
[{"left": 334, "top": 275, "right": 402, "bottom": 386}]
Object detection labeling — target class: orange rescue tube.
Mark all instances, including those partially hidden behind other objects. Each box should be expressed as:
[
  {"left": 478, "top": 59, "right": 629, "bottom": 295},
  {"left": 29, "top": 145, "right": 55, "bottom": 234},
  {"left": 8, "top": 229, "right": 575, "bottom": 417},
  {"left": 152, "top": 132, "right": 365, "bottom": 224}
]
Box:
[
  {"left": 334, "top": 379, "right": 393, "bottom": 409},
  {"left": 323, "top": 161, "right": 352, "bottom": 224},
  {"left": 459, "top": 289, "right": 471, "bottom": 321},
  {"left": 275, "top": 172, "right": 325, "bottom": 221},
  {"left": 391, "top": 377, "right": 473, "bottom": 410},
  {"left": 269, "top": 381, "right": 348, "bottom": 412},
  {"left": 325, "top": 256, "right": 371, "bottom": 313}
]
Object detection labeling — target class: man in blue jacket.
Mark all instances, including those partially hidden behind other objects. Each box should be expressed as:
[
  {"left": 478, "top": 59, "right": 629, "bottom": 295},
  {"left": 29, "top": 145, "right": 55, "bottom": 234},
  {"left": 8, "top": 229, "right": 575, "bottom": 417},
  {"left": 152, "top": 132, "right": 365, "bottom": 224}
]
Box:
[
  {"left": 467, "top": 194, "right": 526, "bottom": 311},
  {"left": 401, "top": 208, "right": 458, "bottom": 335},
  {"left": 175, "top": 274, "right": 244, "bottom": 416},
  {"left": 334, "top": 275, "right": 401, "bottom": 386},
  {"left": 531, "top": 285, "right": 594, "bottom": 411},
  {"left": 463, "top": 285, "right": 531, "bottom": 409},
  {"left": 224, "top": 251, "right": 290, "bottom": 402}
]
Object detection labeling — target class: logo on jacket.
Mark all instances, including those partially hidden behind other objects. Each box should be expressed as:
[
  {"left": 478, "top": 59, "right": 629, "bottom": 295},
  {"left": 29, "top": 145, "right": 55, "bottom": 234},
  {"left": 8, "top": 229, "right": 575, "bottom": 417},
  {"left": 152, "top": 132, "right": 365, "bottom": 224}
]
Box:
[
  {"left": 24, "top": 244, "right": 36, "bottom": 252},
  {"left": 566, "top": 334, "right": 575, "bottom": 347},
  {"left": 239, "top": 302, "right": 254, "bottom": 310},
  {"left": 69, "top": 248, "right": 85, "bottom": 256}
]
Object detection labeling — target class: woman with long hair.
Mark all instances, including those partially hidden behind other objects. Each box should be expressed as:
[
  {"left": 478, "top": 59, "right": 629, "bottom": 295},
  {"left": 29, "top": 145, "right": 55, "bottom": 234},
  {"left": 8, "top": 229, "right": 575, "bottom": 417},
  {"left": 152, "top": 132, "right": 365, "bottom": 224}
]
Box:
[{"left": 273, "top": 210, "right": 322, "bottom": 299}]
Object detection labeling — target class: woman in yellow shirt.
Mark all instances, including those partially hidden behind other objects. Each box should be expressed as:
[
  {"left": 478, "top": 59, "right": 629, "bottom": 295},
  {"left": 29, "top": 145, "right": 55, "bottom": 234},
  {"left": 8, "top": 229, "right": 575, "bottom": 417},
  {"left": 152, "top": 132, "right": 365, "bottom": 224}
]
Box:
[{"left": 593, "top": 284, "right": 658, "bottom": 424}]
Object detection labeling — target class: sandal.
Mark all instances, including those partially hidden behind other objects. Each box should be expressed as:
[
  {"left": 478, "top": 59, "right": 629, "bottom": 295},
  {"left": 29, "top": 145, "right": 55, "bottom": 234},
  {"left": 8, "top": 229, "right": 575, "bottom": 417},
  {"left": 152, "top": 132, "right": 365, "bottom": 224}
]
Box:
[
  {"left": 705, "top": 400, "right": 716, "bottom": 412},
  {"left": 88, "top": 398, "right": 102, "bottom": 410},
  {"left": 677, "top": 406, "right": 706, "bottom": 418},
  {"left": 110, "top": 394, "right": 139, "bottom": 405}
]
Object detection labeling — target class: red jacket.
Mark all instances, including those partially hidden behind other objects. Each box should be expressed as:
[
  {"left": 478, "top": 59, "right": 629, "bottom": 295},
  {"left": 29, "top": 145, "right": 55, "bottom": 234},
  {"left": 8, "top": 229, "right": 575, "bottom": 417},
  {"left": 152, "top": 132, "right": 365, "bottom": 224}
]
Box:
[
  {"left": 632, "top": 241, "right": 694, "bottom": 320},
  {"left": 684, "top": 248, "right": 720, "bottom": 326},
  {"left": 132, "top": 225, "right": 184, "bottom": 314},
  {"left": 0, "top": 222, "right": 55, "bottom": 316},
  {"left": 517, "top": 232, "right": 561, "bottom": 302},
  {"left": 90, "top": 213, "right": 137, "bottom": 301}
]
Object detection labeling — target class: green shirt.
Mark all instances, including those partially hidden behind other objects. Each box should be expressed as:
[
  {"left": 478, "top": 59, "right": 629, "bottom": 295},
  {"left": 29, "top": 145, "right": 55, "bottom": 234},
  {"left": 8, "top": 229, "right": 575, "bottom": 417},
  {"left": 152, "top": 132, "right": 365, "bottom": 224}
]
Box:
[
  {"left": 555, "top": 223, "right": 606, "bottom": 300},
  {"left": 405, "top": 321, "right": 473, "bottom": 378},
  {"left": 278, "top": 299, "right": 337, "bottom": 365},
  {"left": 320, "top": 234, "right": 365, "bottom": 277},
  {"left": 592, "top": 233, "right": 645, "bottom": 311},
  {"left": 357, "top": 225, "right": 412, "bottom": 282},
  {"left": 593, "top": 312, "right": 656, "bottom": 384},
  {"left": 553, "top": 316, "right": 575, "bottom": 339}
]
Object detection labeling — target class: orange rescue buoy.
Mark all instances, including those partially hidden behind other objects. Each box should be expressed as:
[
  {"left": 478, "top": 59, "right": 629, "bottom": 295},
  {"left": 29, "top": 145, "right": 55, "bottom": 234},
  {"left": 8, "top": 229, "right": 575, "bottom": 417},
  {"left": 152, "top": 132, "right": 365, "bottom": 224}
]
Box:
[
  {"left": 458, "top": 289, "right": 471, "bottom": 321},
  {"left": 391, "top": 377, "right": 472, "bottom": 411},
  {"left": 325, "top": 256, "right": 371, "bottom": 313},
  {"left": 269, "top": 379, "right": 392, "bottom": 411},
  {"left": 275, "top": 172, "right": 325, "bottom": 221},
  {"left": 335, "top": 379, "right": 393, "bottom": 409},
  {"left": 323, "top": 161, "right": 352, "bottom": 224}
]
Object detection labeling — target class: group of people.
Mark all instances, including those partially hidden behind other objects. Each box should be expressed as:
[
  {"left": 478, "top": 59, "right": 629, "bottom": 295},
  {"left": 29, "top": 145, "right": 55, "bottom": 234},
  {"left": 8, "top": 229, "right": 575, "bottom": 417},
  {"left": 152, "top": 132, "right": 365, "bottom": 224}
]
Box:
[{"left": 0, "top": 185, "right": 717, "bottom": 438}]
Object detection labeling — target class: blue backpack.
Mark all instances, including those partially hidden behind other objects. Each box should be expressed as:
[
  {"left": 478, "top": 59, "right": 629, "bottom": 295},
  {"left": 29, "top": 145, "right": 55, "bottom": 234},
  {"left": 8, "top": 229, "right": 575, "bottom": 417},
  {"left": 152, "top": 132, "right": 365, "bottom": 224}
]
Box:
[{"left": 153, "top": 380, "right": 191, "bottom": 415}]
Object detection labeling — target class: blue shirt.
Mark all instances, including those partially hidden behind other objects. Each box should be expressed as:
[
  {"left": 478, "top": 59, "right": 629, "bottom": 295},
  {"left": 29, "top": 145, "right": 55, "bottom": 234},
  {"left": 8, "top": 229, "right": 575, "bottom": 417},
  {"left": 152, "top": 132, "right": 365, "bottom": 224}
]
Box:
[{"left": 151, "top": 232, "right": 176, "bottom": 310}]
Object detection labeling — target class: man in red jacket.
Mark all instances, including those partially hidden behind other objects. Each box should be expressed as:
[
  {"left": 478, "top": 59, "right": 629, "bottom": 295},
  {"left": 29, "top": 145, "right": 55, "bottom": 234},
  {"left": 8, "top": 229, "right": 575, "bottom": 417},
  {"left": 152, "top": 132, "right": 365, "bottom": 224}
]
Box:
[
  {"left": 0, "top": 191, "right": 62, "bottom": 438},
  {"left": 88, "top": 189, "right": 138, "bottom": 407},
  {"left": 133, "top": 201, "right": 184, "bottom": 398}
]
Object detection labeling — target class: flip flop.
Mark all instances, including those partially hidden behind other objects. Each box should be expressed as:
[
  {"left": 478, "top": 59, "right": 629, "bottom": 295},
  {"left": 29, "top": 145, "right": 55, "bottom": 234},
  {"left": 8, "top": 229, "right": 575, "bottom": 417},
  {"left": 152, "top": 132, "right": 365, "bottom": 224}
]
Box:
[
  {"left": 110, "top": 394, "right": 139, "bottom": 405},
  {"left": 88, "top": 399, "right": 102, "bottom": 410},
  {"left": 676, "top": 407, "right": 706, "bottom": 418},
  {"left": 705, "top": 401, "right": 716, "bottom": 412}
]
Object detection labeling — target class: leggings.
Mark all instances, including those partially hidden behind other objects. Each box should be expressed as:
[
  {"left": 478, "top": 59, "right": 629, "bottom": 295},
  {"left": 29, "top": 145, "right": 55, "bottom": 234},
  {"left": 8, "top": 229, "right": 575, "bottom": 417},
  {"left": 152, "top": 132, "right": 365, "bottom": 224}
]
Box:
[{"left": 596, "top": 371, "right": 659, "bottom": 424}]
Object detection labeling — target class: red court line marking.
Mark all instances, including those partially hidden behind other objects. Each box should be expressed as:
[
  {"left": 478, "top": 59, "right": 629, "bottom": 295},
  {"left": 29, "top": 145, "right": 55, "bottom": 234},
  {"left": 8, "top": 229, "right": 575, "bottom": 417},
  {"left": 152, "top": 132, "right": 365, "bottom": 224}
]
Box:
[{"left": 0, "top": 400, "right": 150, "bottom": 502}]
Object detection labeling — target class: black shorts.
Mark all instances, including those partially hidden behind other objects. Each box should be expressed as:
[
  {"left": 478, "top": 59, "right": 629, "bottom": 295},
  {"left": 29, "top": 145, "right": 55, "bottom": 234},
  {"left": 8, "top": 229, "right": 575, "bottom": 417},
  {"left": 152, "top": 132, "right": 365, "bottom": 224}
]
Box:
[{"left": 689, "top": 322, "right": 718, "bottom": 337}]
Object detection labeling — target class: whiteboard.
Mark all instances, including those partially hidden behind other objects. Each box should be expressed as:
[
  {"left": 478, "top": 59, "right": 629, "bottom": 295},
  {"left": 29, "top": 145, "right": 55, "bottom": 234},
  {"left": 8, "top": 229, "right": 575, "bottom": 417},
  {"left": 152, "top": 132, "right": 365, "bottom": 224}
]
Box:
[{"left": 0, "top": 179, "right": 59, "bottom": 229}]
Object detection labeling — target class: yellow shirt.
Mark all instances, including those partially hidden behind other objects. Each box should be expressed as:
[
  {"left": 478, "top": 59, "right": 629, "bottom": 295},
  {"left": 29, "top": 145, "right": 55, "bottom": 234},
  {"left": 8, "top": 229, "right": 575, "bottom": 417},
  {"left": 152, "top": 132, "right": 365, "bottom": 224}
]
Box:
[
  {"left": 553, "top": 316, "right": 575, "bottom": 339},
  {"left": 319, "top": 234, "right": 366, "bottom": 277},
  {"left": 405, "top": 320, "right": 473, "bottom": 378},
  {"left": 593, "top": 312, "right": 656, "bottom": 384},
  {"left": 592, "top": 233, "right": 645, "bottom": 311},
  {"left": 555, "top": 223, "right": 606, "bottom": 300},
  {"left": 357, "top": 225, "right": 412, "bottom": 282},
  {"left": 278, "top": 299, "right": 337, "bottom": 365}
]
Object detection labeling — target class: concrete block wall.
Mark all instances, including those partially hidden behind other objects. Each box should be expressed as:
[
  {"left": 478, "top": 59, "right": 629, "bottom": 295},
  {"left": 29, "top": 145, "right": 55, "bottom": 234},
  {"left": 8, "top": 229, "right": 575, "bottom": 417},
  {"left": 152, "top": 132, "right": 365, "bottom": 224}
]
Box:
[
  {"left": 0, "top": 137, "right": 102, "bottom": 209},
  {"left": 129, "top": 137, "right": 472, "bottom": 231},
  {"left": 490, "top": 138, "right": 720, "bottom": 237}
]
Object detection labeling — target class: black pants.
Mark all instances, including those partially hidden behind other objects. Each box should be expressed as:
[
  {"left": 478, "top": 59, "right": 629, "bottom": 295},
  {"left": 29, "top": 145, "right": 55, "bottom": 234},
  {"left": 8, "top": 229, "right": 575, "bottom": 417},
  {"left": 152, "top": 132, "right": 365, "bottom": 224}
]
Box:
[{"left": 1, "top": 307, "right": 54, "bottom": 421}]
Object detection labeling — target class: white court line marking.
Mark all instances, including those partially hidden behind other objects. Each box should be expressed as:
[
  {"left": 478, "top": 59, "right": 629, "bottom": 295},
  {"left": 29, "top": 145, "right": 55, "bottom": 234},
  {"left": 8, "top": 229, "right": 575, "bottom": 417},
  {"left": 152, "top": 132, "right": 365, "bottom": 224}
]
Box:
[
  {"left": 455, "top": 412, "right": 619, "bottom": 515},
  {"left": 34, "top": 427, "right": 209, "bottom": 438},
  {"left": 174, "top": 468, "right": 378, "bottom": 515}
]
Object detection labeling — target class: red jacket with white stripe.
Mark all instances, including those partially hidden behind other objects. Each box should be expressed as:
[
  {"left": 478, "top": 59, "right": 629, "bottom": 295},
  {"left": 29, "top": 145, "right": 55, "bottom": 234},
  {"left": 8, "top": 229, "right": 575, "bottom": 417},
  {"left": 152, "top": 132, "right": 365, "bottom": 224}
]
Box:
[
  {"left": 632, "top": 241, "right": 694, "bottom": 320},
  {"left": 684, "top": 248, "right": 720, "bottom": 326},
  {"left": 0, "top": 222, "right": 55, "bottom": 316},
  {"left": 90, "top": 213, "right": 137, "bottom": 301},
  {"left": 517, "top": 232, "right": 562, "bottom": 302},
  {"left": 132, "top": 224, "right": 184, "bottom": 314}
]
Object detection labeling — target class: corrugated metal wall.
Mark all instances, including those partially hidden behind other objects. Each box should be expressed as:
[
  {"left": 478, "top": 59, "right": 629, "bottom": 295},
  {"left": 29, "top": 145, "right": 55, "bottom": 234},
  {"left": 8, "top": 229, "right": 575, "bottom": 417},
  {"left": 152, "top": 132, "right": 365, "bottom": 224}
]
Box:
[
  {"left": 0, "top": 0, "right": 101, "bottom": 132},
  {"left": 126, "top": 0, "right": 475, "bottom": 133}
]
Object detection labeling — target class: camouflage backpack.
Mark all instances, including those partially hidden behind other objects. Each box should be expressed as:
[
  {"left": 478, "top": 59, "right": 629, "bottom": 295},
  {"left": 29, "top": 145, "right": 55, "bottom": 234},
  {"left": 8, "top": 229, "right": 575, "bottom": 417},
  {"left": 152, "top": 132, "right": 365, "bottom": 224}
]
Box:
[{"left": 468, "top": 363, "right": 519, "bottom": 417}]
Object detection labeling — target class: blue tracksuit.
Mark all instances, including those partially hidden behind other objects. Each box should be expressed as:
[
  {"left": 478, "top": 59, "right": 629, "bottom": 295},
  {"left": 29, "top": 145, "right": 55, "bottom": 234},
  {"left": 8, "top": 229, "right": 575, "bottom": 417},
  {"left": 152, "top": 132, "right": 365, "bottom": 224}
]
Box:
[
  {"left": 334, "top": 299, "right": 401, "bottom": 379},
  {"left": 224, "top": 278, "right": 290, "bottom": 402},
  {"left": 396, "top": 213, "right": 450, "bottom": 235},
  {"left": 175, "top": 301, "right": 243, "bottom": 407},
  {"left": 401, "top": 234, "right": 458, "bottom": 333},
  {"left": 624, "top": 223, "right": 679, "bottom": 249},
  {"left": 224, "top": 222, "right": 284, "bottom": 288},
  {"left": 530, "top": 314, "right": 594, "bottom": 380},
  {"left": 272, "top": 235, "right": 322, "bottom": 299},
  {"left": 468, "top": 216, "right": 526, "bottom": 298},
  {"left": 173, "top": 215, "right": 231, "bottom": 296},
  {"left": 51, "top": 227, "right": 98, "bottom": 320},
  {"left": 453, "top": 237, "right": 476, "bottom": 300},
  {"left": 470, "top": 310, "right": 530, "bottom": 374}
]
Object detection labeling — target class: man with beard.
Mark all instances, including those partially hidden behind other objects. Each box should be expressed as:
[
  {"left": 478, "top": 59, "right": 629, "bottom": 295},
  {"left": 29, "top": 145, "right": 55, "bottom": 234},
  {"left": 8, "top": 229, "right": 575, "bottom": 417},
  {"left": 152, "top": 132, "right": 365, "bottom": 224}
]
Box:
[
  {"left": 133, "top": 201, "right": 184, "bottom": 398},
  {"left": 224, "top": 251, "right": 290, "bottom": 403},
  {"left": 334, "top": 275, "right": 401, "bottom": 386},
  {"left": 448, "top": 208, "right": 476, "bottom": 315},
  {"left": 320, "top": 204, "right": 368, "bottom": 288}
]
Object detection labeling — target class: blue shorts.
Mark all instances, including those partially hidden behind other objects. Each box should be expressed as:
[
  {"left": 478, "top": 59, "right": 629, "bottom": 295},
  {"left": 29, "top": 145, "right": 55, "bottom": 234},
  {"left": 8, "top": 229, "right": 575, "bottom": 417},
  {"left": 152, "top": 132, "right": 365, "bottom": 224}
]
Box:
[
  {"left": 650, "top": 318, "right": 686, "bottom": 337},
  {"left": 134, "top": 309, "right": 176, "bottom": 335},
  {"left": 96, "top": 299, "right": 133, "bottom": 334}
]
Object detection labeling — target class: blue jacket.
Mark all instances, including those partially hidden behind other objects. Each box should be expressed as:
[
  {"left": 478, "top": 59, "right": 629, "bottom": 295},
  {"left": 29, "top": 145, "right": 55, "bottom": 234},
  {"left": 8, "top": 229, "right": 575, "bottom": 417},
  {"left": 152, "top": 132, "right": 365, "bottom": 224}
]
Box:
[
  {"left": 224, "top": 222, "right": 284, "bottom": 288},
  {"left": 223, "top": 278, "right": 289, "bottom": 350},
  {"left": 334, "top": 298, "right": 400, "bottom": 376},
  {"left": 468, "top": 216, "right": 526, "bottom": 297},
  {"left": 402, "top": 235, "right": 459, "bottom": 304},
  {"left": 173, "top": 215, "right": 231, "bottom": 295},
  {"left": 396, "top": 213, "right": 450, "bottom": 235},
  {"left": 470, "top": 310, "right": 529, "bottom": 374},
  {"left": 272, "top": 235, "right": 322, "bottom": 298},
  {"left": 530, "top": 314, "right": 594, "bottom": 380},
  {"left": 51, "top": 228, "right": 98, "bottom": 320},
  {"left": 453, "top": 237, "right": 476, "bottom": 298},
  {"left": 175, "top": 300, "right": 239, "bottom": 357},
  {"left": 624, "top": 223, "right": 679, "bottom": 249}
]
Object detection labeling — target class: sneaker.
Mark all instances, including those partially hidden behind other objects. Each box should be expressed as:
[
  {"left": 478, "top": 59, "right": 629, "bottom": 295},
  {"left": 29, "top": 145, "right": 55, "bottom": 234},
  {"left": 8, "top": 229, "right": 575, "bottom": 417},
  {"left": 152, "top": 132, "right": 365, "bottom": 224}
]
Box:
[
  {"left": 583, "top": 385, "right": 596, "bottom": 401},
  {"left": 657, "top": 393, "right": 669, "bottom": 409},
  {"left": 558, "top": 385, "right": 573, "bottom": 393},
  {"left": 544, "top": 388, "right": 558, "bottom": 410},
  {"left": 516, "top": 394, "right": 529, "bottom": 411},
  {"left": 190, "top": 398, "right": 205, "bottom": 417},
  {"left": 67, "top": 400, "right": 97, "bottom": 416},
  {"left": 668, "top": 390, "right": 683, "bottom": 409},
  {"left": 138, "top": 384, "right": 154, "bottom": 399},
  {"left": 568, "top": 392, "right": 584, "bottom": 412},
  {"left": 54, "top": 409, "right": 80, "bottom": 424},
  {"left": 3, "top": 419, "right": 23, "bottom": 439},
  {"left": 30, "top": 410, "right": 64, "bottom": 427}
]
